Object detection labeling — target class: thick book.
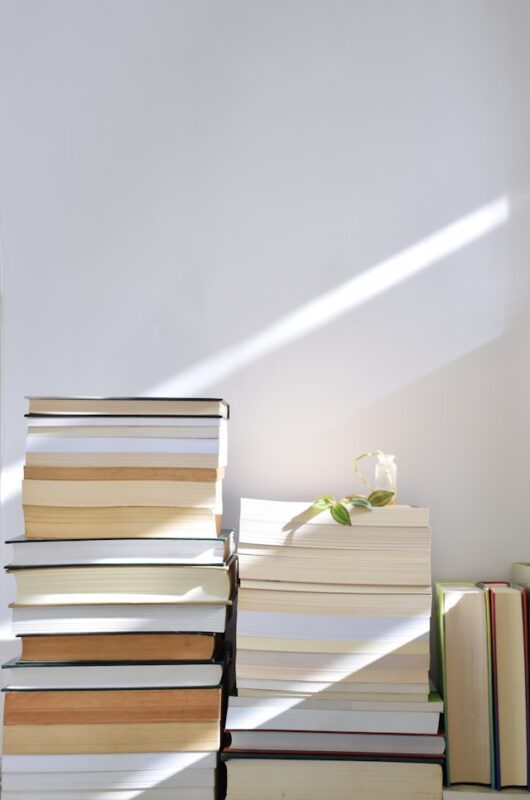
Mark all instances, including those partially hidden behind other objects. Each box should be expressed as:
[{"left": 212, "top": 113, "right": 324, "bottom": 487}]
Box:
[
  {"left": 10, "top": 602, "right": 230, "bottom": 635},
  {"left": 223, "top": 757, "right": 443, "bottom": 800},
  {"left": 18, "top": 632, "right": 218, "bottom": 662},
  {"left": 7, "top": 531, "right": 235, "bottom": 566},
  {"left": 237, "top": 546, "right": 430, "bottom": 587},
  {"left": 24, "top": 466, "right": 225, "bottom": 481},
  {"left": 3, "top": 720, "right": 221, "bottom": 753},
  {"left": 225, "top": 694, "right": 442, "bottom": 734},
  {"left": 436, "top": 582, "right": 493, "bottom": 786},
  {"left": 2, "top": 659, "right": 224, "bottom": 689},
  {"left": 479, "top": 582, "right": 528, "bottom": 790},
  {"left": 7, "top": 561, "right": 236, "bottom": 604},
  {"left": 23, "top": 505, "right": 221, "bottom": 539},
  {"left": 236, "top": 608, "right": 430, "bottom": 654},
  {"left": 3, "top": 686, "right": 221, "bottom": 723},
  {"left": 237, "top": 587, "right": 432, "bottom": 617},
  {"left": 22, "top": 478, "right": 223, "bottom": 512},
  {"left": 235, "top": 648, "right": 429, "bottom": 684},
  {"left": 226, "top": 729, "right": 445, "bottom": 756},
  {"left": 26, "top": 396, "right": 229, "bottom": 417},
  {"left": 25, "top": 452, "right": 225, "bottom": 469}
]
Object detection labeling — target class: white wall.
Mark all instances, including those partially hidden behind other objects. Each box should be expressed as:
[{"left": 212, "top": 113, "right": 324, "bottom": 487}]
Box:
[{"left": 1, "top": 0, "right": 530, "bottom": 685}]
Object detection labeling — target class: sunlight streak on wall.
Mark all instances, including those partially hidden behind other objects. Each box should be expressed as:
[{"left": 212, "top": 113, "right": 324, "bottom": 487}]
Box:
[{"left": 150, "top": 197, "right": 510, "bottom": 395}]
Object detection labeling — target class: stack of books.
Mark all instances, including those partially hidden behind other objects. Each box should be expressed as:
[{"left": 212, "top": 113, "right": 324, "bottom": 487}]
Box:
[
  {"left": 2, "top": 396, "right": 233, "bottom": 800},
  {"left": 438, "top": 568, "right": 530, "bottom": 795},
  {"left": 223, "top": 498, "right": 443, "bottom": 799}
]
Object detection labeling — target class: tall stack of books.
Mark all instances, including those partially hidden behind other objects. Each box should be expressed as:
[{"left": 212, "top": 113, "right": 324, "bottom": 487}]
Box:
[
  {"left": 2, "top": 396, "right": 233, "bottom": 800},
  {"left": 438, "top": 570, "right": 530, "bottom": 796},
  {"left": 223, "top": 498, "right": 443, "bottom": 800}
]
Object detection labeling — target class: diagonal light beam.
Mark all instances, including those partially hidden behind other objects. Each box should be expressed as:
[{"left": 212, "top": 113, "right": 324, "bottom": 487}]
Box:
[{"left": 150, "top": 196, "right": 509, "bottom": 396}]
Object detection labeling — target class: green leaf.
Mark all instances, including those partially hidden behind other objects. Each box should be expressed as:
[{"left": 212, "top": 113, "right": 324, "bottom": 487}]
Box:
[
  {"left": 348, "top": 495, "right": 373, "bottom": 510},
  {"left": 312, "top": 495, "right": 334, "bottom": 510},
  {"left": 330, "top": 502, "right": 352, "bottom": 526},
  {"left": 367, "top": 489, "right": 395, "bottom": 507}
]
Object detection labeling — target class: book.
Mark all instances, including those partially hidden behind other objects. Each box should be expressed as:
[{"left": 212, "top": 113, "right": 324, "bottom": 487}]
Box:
[
  {"left": 22, "top": 479, "right": 223, "bottom": 511},
  {"left": 443, "top": 789, "right": 530, "bottom": 798},
  {"left": 240, "top": 498, "right": 429, "bottom": 530},
  {"left": 2, "top": 659, "right": 224, "bottom": 689},
  {"left": 23, "top": 505, "right": 221, "bottom": 539},
  {"left": 226, "top": 729, "right": 446, "bottom": 756},
  {"left": 237, "top": 587, "right": 432, "bottom": 617},
  {"left": 436, "top": 582, "right": 493, "bottom": 786},
  {"left": 236, "top": 609, "right": 430, "bottom": 650},
  {"left": 4, "top": 687, "right": 221, "bottom": 723},
  {"left": 223, "top": 757, "right": 443, "bottom": 800},
  {"left": 1, "top": 751, "right": 217, "bottom": 772},
  {"left": 24, "top": 466, "right": 225, "bottom": 481},
  {"left": 26, "top": 397, "right": 229, "bottom": 417},
  {"left": 236, "top": 688, "right": 429, "bottom": 702},
  {"left": 0, "top": 791, "right": 214, "bottom": 800},
  {"left": 10, "top": 602, "right": 230, "bottom": 635},
  {"left": 7, "top": 561, "right": 236, "bottom": 604},
  {"left": 238, "top": 579, "right": 432, "bottom": 594},
  {"left": 3, "top": 720, "right": 221, "bottom": 753},
  {"left": 237, "top": 549, "right": 430, "bottom": 586},
  {"left": 18, "top": 632, "right": 218, "bottom": 662},
  {"left": 7, "top": 532, "right": 235, "bottom": 566},
  {"left": 479, "top": 582, "right": 528, "bottom": 789},
  {"left": 225, "top": 694, "right": 442, "bottom": 734},
  {"left": 25, "top": 451, "right": 225, "bottom": 468},
  {"left": 234, "top": 678, "right": 429, "bottom": 699},
  {"left": 25, "top": 436, "right": 223, "bottom": 456},
  {"left": 235, "top": 648, "right": 429, "bottom": 684},
  {"left": 512, "top": 563, "right": 530, "bottom": 587}
]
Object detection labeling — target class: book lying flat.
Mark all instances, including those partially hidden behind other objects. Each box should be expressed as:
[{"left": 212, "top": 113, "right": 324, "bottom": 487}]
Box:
[
  {"left": 2, "top": 769, "right": 215, "bottom": 789},
  {"left": 238, "top": 579, "right": 432, "bottom": 595},
  {"left": 240, "top": 498, "right": 429, "bottom": 528},
  {"left": 26, "top": 452, "right": 225, "bottom": 468},
  {"left": 1, "top": 751, "right": 217, "bottom": 772},
  {"left": 0, "top": 790, "right": 214, "bottom": 800},
  {"left": 3, "top": 720, "right": 221, "bottom": 753},
  {"left": 7, "top": 532, "right": 235, "bottom": 566},
  {"left": 225, "top": 694, "right": 441, "bottom": 734},
  {"left": 236, "top": 688, "right": 429, "bottom": 702},
  {"left": 2, "top": 659, "right": 224, "bottom": 689},
  {"left": 236, "top": 609, "right": 430, "bottom": 645},
  {"left": 4, "top": 687, "right": 221, "bottom": 723},
  {"left": 22, "top": 479, "right": 223, "bottom": 511},
  {"left": 23, "top": 505, "right": 221, "bottom": 539},
  {"left": 26, "top": 397, "right": 229, "bottom": 417},
  {"left": 237, "top": 588, "right": 433, "bottom": 617},
  {"left": 18, "top": 632, "right": 218, "bottom": 662},
  {"left": 25, "top": 436, "right": 222, "bottom": 455},
  {"left": 235, "top": 648, "right": 429, "bottom": 684},
  {"left": 224, "top": 757, "right": 442, "bottom": 800},
  {"left": 235, "top": 678, "right": 429, "bottom": 698},
  {"left": 10, "top": 603, "right": 230, "bottom": 635},
  {"left": 226, "top": 729, "right": 445, "bottom": 756},
  {"left": 7, "top": 562, "right": 236, "bottom": 604},
  {"left": 24, "top": 466, "right": 225, "bottom": 481}
]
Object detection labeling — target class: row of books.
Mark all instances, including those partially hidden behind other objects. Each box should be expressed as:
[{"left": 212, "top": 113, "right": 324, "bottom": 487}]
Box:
[
  {"left": 438, "top": 565, "right": 530, "bottom": 793},
  {"left": 2, "top": 396, "right": 232, "bottom": 800},
  {"left": 223, "top": 498, "right": 444, "bottom": 799}
]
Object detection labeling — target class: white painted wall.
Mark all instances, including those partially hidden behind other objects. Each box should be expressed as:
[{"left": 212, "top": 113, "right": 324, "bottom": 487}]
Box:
[{"left": 1, "top": 0, "right": 530, "bottom": 712}]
